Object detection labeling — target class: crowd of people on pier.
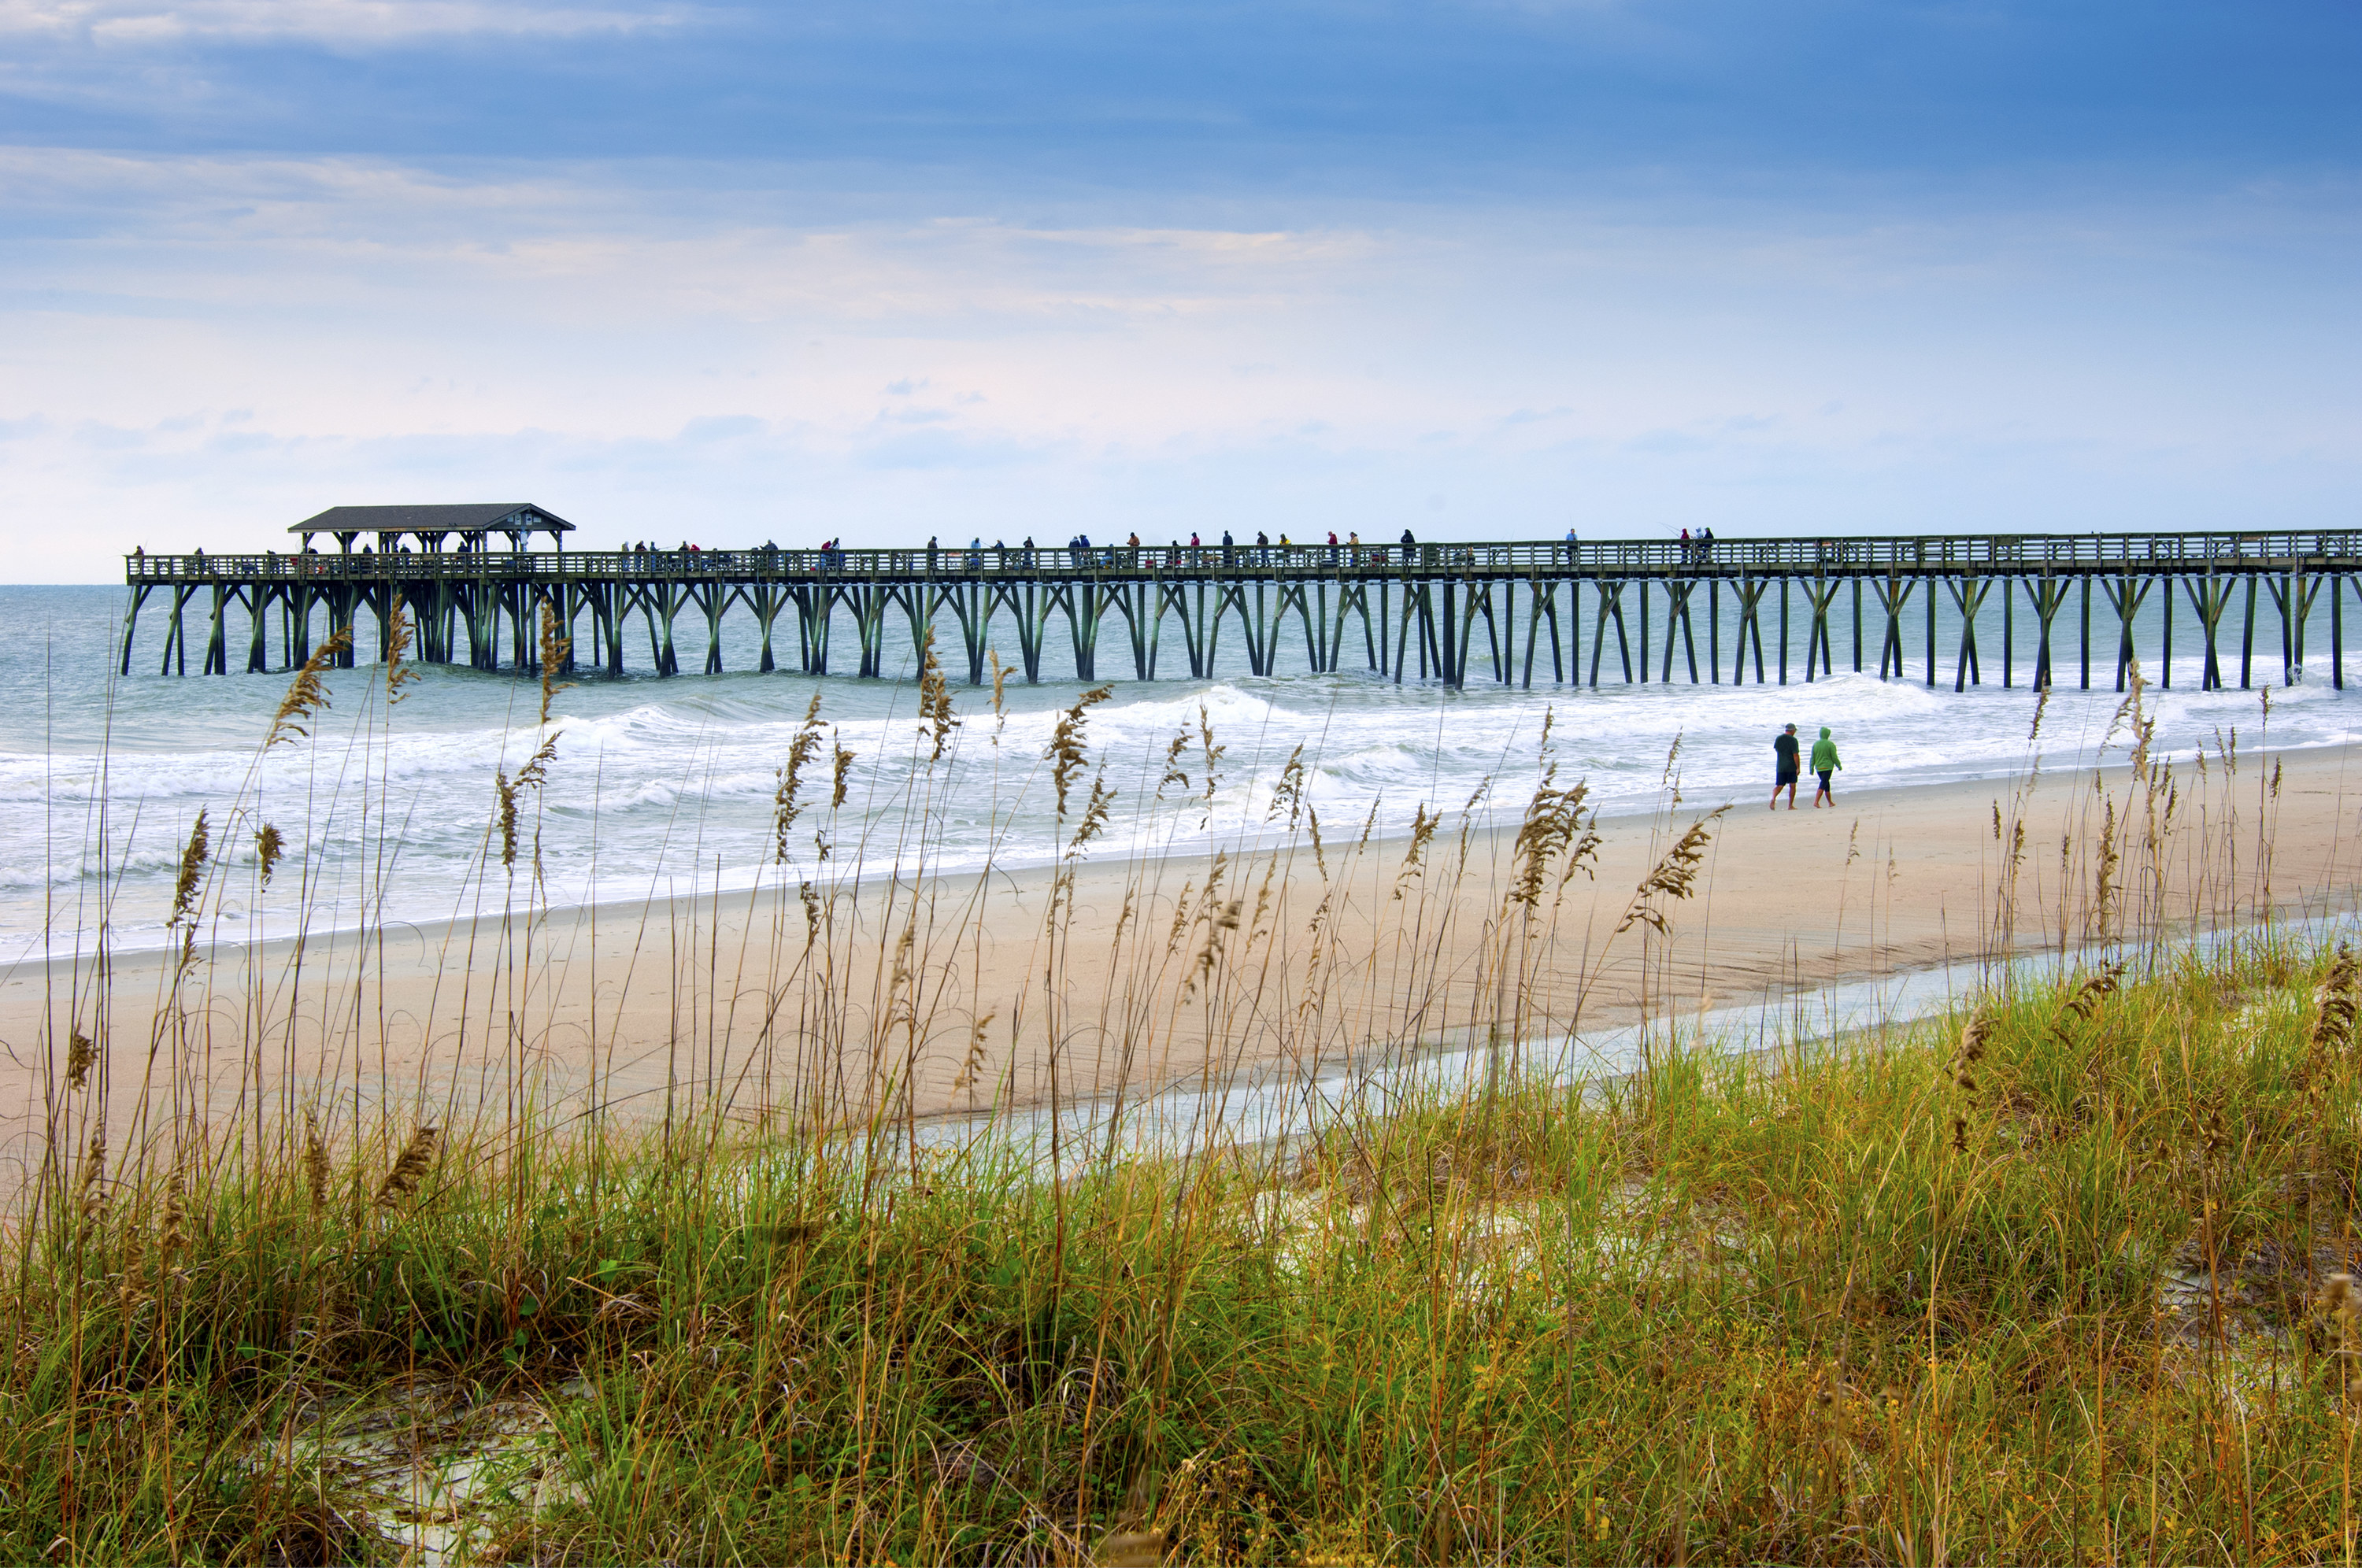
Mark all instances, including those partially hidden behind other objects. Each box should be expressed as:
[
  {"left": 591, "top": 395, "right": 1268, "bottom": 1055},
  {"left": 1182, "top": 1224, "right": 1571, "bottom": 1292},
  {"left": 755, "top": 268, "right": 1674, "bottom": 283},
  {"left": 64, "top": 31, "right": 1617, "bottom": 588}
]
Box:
[{"left": 136, "top": 524, "right": 1757, "bottom": 575}]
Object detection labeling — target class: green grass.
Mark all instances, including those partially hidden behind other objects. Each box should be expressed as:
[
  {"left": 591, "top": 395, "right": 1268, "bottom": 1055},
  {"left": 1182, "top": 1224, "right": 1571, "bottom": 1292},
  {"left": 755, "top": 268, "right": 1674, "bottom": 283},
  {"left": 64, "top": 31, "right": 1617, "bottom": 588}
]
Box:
[{"left": 12, "top": 934, "right": 2362, "bottom": 1565}]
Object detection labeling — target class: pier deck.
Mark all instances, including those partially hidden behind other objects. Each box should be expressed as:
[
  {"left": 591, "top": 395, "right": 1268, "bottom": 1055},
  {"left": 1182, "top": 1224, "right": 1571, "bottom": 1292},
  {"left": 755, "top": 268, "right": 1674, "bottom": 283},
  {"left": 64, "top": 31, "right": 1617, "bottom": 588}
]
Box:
[{"left": 123, "top": 530, "right": 2362, "bottom": 692}]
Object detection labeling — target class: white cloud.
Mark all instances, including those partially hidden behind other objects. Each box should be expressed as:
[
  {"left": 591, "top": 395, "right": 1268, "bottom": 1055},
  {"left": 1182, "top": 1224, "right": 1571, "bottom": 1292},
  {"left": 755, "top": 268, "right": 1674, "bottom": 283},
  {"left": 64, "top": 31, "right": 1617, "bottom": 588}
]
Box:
[
  {"left": 0, "top": 0, "right": 698, "bottom": 44},
  {"left": 0, "top": 149, "right": 2355, "bottom": 580}
]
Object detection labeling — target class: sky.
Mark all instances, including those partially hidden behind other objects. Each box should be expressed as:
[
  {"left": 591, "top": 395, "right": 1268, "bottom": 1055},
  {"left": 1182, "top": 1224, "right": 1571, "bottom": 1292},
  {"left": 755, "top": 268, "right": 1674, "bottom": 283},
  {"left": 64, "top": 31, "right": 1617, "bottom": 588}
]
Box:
[{"left": 1, "top": 1, "right": 2356, "bottom": 579}]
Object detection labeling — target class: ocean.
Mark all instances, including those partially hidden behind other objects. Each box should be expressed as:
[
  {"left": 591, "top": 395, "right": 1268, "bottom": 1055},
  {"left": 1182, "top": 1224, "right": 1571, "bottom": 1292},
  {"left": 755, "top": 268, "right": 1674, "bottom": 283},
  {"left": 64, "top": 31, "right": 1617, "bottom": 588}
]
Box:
[{"left": 5, "top": 581, "right": 2358, "bottom": 963}]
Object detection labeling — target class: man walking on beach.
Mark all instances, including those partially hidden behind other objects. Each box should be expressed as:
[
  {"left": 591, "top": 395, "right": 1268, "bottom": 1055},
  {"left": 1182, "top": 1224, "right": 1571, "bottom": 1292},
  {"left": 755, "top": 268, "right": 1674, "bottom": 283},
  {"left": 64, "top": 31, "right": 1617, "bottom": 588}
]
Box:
[
  {"left": 1810, "top": 726, "right": 1842, "bottom": 808},
  {"left": 1772, "top": 723, "right": 1801, "bottom": 809}
]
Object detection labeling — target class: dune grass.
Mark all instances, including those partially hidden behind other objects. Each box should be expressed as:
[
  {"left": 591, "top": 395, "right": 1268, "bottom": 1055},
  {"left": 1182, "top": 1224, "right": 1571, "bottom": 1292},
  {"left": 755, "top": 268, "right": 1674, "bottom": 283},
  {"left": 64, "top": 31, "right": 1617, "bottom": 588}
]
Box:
[
  {"left": 9, "top": 621, "right": 2360, "bottom": 1563},
  {"left": 9, "top": 936, "right": 2362, "bottom": 1564}
]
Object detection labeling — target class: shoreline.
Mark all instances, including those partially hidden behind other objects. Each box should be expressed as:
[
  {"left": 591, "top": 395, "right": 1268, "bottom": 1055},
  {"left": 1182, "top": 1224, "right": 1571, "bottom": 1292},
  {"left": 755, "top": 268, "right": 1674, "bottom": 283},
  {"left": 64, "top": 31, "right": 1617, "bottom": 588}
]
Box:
[
  {"left": 5, "top": 740, "right": 2360, "bottom": 1174},
  {"left": 11, "top": 726, "right": 2358, "bottom": 963}
]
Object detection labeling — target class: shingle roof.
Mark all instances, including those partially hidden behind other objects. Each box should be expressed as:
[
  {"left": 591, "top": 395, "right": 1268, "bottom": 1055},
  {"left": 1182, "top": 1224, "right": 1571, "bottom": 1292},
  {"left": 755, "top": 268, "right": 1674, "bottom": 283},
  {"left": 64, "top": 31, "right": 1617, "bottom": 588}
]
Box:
[{"left": 291, "top": 504, "right": 575, "bottom": 535}]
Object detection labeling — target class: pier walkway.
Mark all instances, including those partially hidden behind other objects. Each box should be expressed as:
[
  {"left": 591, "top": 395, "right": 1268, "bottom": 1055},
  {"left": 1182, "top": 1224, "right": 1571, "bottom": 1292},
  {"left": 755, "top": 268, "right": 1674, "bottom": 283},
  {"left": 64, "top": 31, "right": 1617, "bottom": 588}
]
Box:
[{"left": 122, "top": 529, "right": 2362, "bottom": 693}]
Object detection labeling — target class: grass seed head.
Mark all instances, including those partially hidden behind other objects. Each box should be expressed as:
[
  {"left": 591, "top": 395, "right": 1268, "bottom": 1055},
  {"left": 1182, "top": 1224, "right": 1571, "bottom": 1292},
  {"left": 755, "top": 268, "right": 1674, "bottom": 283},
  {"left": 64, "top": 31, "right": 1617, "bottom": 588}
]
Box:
[
  {"left": 1265, "top": 743, "right": 1309, "bottom": 827},
  {"left": 76, "top": 1131, "right": 106, "bottom": 1219},
  {"left": 302, "top": 1111, "right": 330, "bottom": 1215},
  {"left": 65, "top": 1028, "right": 95, "bottom": 1090},
  {"left": 254, "top": 821, "right": 286, "bottom": 889},
  {"left": 915, "top": 625, "right": 961, "bottom": 761},
  {"left": 1198, "top": 702, "right": 1226, "bottom": 806},
  {"left": 168, "top": 808, "right": 211, "bottom": 926},
  {"left": 2053, "top": 960, "right": 2126, "bottom": 1040},
  {"left": 265, "top": 627, "right": 350, "bottom": 749},
  {"left": 1507, "top": 767, "right": 1589, "bottom": 911},
  {"left": 1068, "top": 772, "right": 1117, "bottom": 857},
  {"left": 831, "top": 732, "right": 856, "bottom": 808},
  {"left": 2090, "top": 797, "right": 2120, "bottom": 937},
  {"left": 1157, "top": 725, "right": 1190, "bottom": 798},
  {"left": 2308, "top": 943, "right": 2360, "bottom": 1078},
  {"left": 1616, "top": 807, "right": 1727, "bottom": 934},
  {"left": 987, "top": 651, "right": 1011, "bottom": 741},
  {"left": 159, "top": 1172, "right": 188, "bottom": 1257},
  {"left": 1047, "top": 685, "right": 1113, "bottom": 819},
  {"left": 384, "top": 597, "right": 420, "bottom": 704},
  {"left": 536, "top": 603, "right": 573, "bottom": 725},
  {"left": 1393, "top": 804, "right": 1438, "bottom": 899},
  {"left": 774, "top": 693, "right": 825, "bottom": 860},
  {"left": 373, "top": 1125, "right": 439, "bottom": 1211},
  {"left": 1956, "top": 1003, "right": 1993, "bottom": 1071},
  {"left": 494, "top": 770, "right": 520, "bottom": 868},
  {"left": 953, "top": 1009, "right": 998, "bottom": 1093}
]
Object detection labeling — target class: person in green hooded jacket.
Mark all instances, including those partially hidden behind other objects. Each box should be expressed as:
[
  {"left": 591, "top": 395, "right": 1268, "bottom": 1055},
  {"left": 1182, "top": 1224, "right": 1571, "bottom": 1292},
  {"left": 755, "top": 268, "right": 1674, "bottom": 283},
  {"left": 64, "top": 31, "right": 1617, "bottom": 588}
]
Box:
[{"left": 1810, "top": 726, "right": 1842, "bottom": 808}]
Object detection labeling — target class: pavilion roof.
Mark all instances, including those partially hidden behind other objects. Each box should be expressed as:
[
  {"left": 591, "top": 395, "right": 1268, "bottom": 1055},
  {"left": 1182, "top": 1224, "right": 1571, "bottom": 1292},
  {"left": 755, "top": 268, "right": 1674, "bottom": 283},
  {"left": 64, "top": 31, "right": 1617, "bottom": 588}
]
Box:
[{"left": 291, "top": 504, "right": 574, "bottom": 536}]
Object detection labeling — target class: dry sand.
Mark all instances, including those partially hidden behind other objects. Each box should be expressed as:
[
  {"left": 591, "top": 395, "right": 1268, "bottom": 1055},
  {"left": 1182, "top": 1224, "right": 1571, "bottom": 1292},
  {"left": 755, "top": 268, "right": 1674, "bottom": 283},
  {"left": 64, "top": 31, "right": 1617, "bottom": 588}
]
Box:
[{"left": 7, "top": 738, "right": 2361, "bottom": 1174}]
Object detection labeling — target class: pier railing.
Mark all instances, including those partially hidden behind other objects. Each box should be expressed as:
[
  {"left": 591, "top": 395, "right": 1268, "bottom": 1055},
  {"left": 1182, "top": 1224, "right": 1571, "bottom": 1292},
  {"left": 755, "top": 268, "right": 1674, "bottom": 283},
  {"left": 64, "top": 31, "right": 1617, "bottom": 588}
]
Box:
[
  {"left": 126, "top": 528, "right": 2362, "bottom": 583},
  {"left": 120, "top": 525, "right": 2362, "bottom": 693}
]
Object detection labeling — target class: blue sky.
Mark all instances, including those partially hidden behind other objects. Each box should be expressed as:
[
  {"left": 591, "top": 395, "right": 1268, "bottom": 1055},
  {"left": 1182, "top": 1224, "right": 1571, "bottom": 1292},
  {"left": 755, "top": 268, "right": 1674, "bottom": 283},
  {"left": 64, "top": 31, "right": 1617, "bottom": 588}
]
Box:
[{"left": 2, "top": 1, "right": 2356, "bottom": 578}]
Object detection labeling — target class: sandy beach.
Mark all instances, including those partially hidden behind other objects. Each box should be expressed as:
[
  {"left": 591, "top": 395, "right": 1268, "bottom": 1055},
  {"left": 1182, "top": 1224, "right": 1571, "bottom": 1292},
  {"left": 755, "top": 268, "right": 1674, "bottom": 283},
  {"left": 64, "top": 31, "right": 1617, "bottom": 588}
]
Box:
[{"left": 7, "top": 737, "right": 2360, "bottom": 1170}]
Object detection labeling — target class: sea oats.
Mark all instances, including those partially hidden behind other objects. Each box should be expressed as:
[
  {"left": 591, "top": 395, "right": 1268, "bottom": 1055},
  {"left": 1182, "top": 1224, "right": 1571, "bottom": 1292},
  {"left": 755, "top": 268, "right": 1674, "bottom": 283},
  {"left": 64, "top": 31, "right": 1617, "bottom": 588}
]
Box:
[
  {"left": 168, "top": 808, "right": 210, "bottom": 927},
  {"left": 1393, "top": 804, "right": 1438, "bottom": 900},
  {"left": 373, "top": 1126, "right": 439, "bottom": 1211},
  {"left": 264, "top": 627, "right": 350, "bottom": 749},
  {"left": 773, "top": 693, "right": 825, "bottom": 860},
  {"left": 831, "top": 733, "right": 856, "bottom": 808},
  {"left": 1047, "top": 685, "right": 1112, "bottom": 820},
  {"left": 536, "top": 603, "right": 573, "bottom": 725},
  {"left": 383, "top": 597, "right": 420, "bottom": 704},
  {"left": 254, "top": 822, "right": 286, "bottom": 889},
  {"left": 303, "top": 1111, "right": 330, "bottom": 1216},
  {"left": 1616, "top": 807, "right": 1729, "bottom": 935},
  {"left": 916, "top": 628, "right": 961, "bottom": 761},
  {"left": 1265, "top": 743, "right": 1308, "bottom": 828},
  {"left": 2053, "top": 960, "right": 2125, "bottom": 1041}
]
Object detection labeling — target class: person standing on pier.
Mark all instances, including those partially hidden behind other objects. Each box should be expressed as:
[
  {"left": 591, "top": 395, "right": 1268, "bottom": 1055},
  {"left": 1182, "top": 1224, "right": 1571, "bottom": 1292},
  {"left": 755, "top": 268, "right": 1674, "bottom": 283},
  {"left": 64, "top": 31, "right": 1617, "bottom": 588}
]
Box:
[
  {"left": 1222, "top": 530, "right": 1235, "bottom": 564},
  {"left": 1772, "top": 723, "right": 1801, "bottom": 810},
  {"left": 1810, "top": 727, "right": 1842, "bottom": 808}
]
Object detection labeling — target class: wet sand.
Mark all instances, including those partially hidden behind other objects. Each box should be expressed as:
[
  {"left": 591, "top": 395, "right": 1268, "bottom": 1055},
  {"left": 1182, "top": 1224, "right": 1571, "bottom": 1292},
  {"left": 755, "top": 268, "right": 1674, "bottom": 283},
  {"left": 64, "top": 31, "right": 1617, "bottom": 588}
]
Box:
[{"left": 6, "top": 739, "right": 2360, "bottom": 1174}]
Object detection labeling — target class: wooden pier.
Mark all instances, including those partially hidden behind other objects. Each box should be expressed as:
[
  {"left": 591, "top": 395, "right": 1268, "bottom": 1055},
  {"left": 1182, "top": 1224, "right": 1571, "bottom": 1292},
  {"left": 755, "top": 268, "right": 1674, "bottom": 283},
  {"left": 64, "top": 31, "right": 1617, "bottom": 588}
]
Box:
[{"left": 122, "top": 527, "right": 2362, "bottom": 693}]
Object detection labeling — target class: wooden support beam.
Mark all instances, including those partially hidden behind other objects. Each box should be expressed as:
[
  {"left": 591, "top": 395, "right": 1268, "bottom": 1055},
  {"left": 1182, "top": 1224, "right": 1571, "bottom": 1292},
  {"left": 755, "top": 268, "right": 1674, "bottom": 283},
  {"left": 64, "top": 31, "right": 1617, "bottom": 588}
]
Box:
[{"left": 1590, "top": 579, "right": 1631, "bottom": 686}]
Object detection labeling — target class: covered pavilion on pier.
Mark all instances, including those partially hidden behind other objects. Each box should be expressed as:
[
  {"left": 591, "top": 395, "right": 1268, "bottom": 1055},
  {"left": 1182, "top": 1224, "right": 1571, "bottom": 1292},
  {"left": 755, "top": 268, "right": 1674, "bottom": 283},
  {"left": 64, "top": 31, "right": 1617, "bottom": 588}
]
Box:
[{"left": 291, "top": 503, "right": 576, "bottom": 557}]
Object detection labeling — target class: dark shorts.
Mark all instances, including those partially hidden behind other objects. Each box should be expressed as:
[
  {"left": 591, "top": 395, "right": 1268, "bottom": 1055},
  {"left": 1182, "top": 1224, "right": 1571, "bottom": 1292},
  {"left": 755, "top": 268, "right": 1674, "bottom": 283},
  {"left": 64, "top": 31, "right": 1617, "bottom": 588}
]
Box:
[
  {"left": 1817, "top": 770, "right": 1834, "bottom": 790},
  {"left": 1776, "top": 767, "right": 1798, "bottom": 785}
]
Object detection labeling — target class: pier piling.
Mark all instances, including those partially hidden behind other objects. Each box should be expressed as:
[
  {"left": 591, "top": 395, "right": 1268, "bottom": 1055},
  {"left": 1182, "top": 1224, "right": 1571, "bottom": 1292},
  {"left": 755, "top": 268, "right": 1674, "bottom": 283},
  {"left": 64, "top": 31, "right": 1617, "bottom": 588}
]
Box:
[{"left": 120, "top": 531, "right": 2358, "bottom": 695}]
